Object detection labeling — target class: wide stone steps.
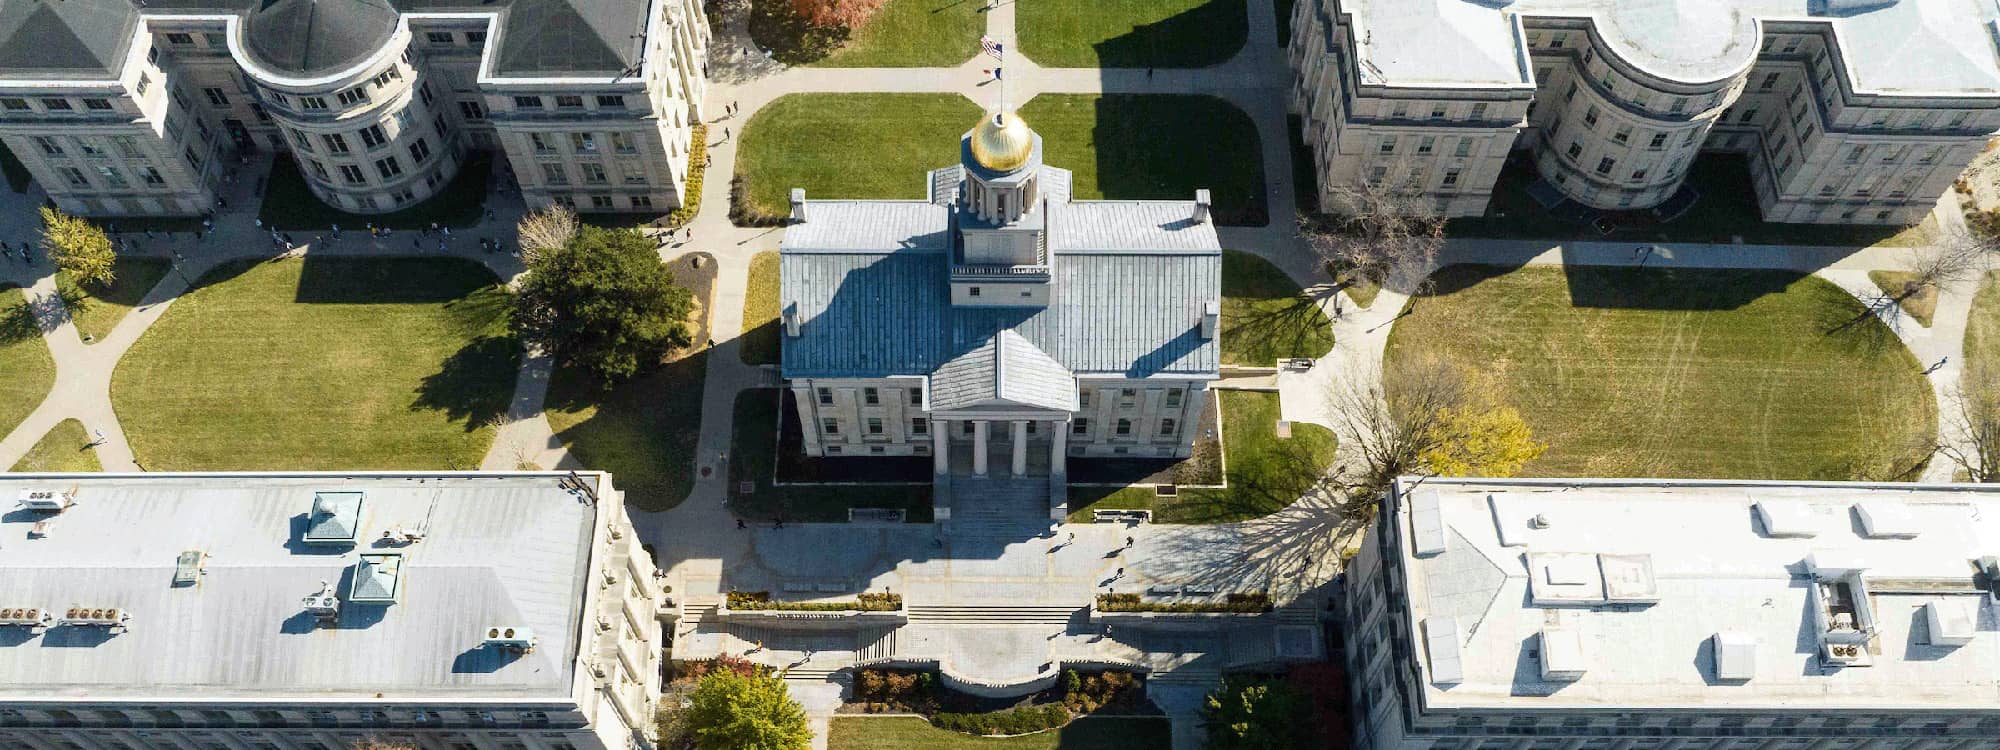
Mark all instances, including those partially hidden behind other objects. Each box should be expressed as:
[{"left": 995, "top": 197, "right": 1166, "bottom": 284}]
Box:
[
  {"left": 857, "top": 628, "right": 899, "bottom": 662},
  {"left": 948, "top": 477, "right": 1054, "bottom": 539},
  {"left": 1147, "top": 669, "right": 1222, "bottom": 686},
  {"left": 907, "top": 604, "right": 1081, "bottom": 625}
]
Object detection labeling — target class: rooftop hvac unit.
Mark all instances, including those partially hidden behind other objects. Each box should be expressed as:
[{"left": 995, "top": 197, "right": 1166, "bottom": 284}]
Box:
[
  {"left": 0, "top": 607, "right": 53, "bottom": 629},
  {"left": 60, "top": 607, "right": 130, "bottom": 629},
  {"left": 301, "top": 581, "right": 340, "bottom": 621},
  {"left": 17, "top": 488, "right": 75, "bottom": 512},
  {"left": 484, "top": 626, "right": 537, "bottom": 653}
]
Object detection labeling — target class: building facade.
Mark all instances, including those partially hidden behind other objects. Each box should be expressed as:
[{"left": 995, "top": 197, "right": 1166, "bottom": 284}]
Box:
[
  {"left": 1290, "top": 0, "right": 2000, "bottom": 224},
  {"left": 0, "top": 0, "right": 708, "bottom": 219},
  {"left": 778, "top": 110, "right": 1222, "bottom": 499},
  {"left": 0, "top": 472, "right": 665, "bottom": 750},
  {"left": 1347, "top": 477, "right": 2000, "bottom": 750}
]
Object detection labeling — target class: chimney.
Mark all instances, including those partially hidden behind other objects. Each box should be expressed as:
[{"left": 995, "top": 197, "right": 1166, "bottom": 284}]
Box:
[
  {"left": 1193, "top": 189, "right": 1212, "bottom": 224},
  {"left": 783, "top": 304, "right": 801, "bottom": 338},
  {"left": 1200, "top": 300, "right": 1219, "bottom": 340},
  {"left": 790, "top": 188, "right": 807, "bottom": 223}
]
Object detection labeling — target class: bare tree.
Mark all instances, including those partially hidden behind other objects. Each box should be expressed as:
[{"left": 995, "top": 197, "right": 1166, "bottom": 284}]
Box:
[
  {"left": 1298, "top": 171, "right": 1446, "bottom": 295},
  {"left": 1900, "top": 224, "right": 1995, "bottom": 298},
  {"left": 516, "top": 203, "right": 579, "bottom": 264},
  {"left": 1940, "top": 377, "right": 2000, "bottom": 482}
]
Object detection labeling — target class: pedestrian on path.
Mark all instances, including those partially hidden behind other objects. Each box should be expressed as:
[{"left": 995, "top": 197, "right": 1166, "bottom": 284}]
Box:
[
  {"left": 1925, "top": 356, "right": 1950, "bottom": 375},
  {"left": 89, "top": 429, "right": 106, "bottom": 447},
  {"left": 736, "top": 518, "right": 746, "bottom": 529}
]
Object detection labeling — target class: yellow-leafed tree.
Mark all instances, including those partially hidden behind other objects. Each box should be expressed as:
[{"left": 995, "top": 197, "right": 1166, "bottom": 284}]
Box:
[{"left": 40, "top": 206, "right": 115, "bottom": 288}]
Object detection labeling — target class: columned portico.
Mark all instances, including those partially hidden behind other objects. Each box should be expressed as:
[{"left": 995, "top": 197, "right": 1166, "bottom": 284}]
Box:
[
  {"left": 972, "top": 421, "right": 990, "bottom": 476},
  {"left": 933, "top": 419, "right": 952, "bottom": 475},
  {"left": 1010, "top": 421, "right": 1029, "bottom": 476},
  {"left": 929, "top": 416, "right": 1070, "bottom": 479}
]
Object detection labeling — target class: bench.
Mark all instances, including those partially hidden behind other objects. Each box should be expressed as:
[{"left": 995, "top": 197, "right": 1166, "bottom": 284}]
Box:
[
  {"left": 848, "top": 508, "right": 906, "bottom": 524},
  {"left": 815, "top": 582, "right": 849, "bottom": 593},
  {"left": 1092, "top": 509, "right": 1153, "bottom": 524},
  {"left": 1284, "top": 358, "right": 1315, "bottom": 371},
  {"left": 781, "top": 582, "right": 814, "bottom": 593}
]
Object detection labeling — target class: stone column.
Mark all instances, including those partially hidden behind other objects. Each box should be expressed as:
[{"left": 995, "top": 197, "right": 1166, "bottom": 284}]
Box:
[
  {"left": 972, "top": 420, "right": 989, "bottom": 476},
  {"left": 791, "top": 386, "right": 821, "bottom": 456},
  {"left": 933, "top": 419, "right": 950, "bottom": 475},
  {"left": 1050, "top": 420, "right": 1067, "bottom": 475},
  {"left": 1010, "top": 420, "right": 1028, "bottom": 476}
]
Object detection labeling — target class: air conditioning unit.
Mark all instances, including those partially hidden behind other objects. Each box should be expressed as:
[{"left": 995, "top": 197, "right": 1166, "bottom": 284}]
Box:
[
  {"left": 1822, "top": 641, "right": 1870, "bottom": 666},
  {"left": 61, "top": 607, "right": 130, "bottom": 629},
  {"left": 484, "top": 625, "right": 537, "bottom": 653},
  {"left": 0, "top": 607, "right": 53, "bottom": 629},
  {"left": 17, "top": 489, "right": 74, "bottom": 512},
  {"left": 302, "top": 581, "right": 341, "bottom": 620}
]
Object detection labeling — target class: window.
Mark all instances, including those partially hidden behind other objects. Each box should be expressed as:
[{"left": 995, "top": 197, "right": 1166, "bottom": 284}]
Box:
[
  {"left": 1377, "top": 136, "right": 1396, "bottom": 154},
  {"left": 373, "top": 69, "right": 400, "bottom": 89},
  {"left": 84, "top": 98, "right": 111, "bottom": 111},
  {"left": 1073, "top": 419, "right": 1089, "bottom": 435},
  {"left": 540, "top": 163, "right": 568, "bottom": 185},
  {"left": 307, "top": 160, "right": 329, "bottom": 180},
  {"left": 530, "top": 133, "right": 554, "bottom": 153},
  {"left": 556, "top": 95, "right": 584, "bottom": 109},
  {"left": 467, "top": 30, "right": 487, "bottom": 44},
  {"left": 201, "top": 87, "right": 229, "bottom": 107},
  {"left": 427, "top": 31, "right": 455, "bottom": 44},
  {"left": 866, "top": 417, "right": 884, "bottom": 435},
  {"left": 322, "top": 133, "right": 349, "bottom": 154},
  {"left": 299, "top": 96, "right": 327, "bottom": 110},
  {"left": 969, "top": 287, "right": 982, "bottom": 297},
  {"left": 459, "top": 100, "right": 486, "bottom": 120},
  {"left": 1612, "top": 125, "right": 1631, "bottom": 144},
  {"left": 0, "top": 98, "right": 25, "bottom": 111},
  {"left": 1583, "top": 106, "right": 1599, "bottom": 127},
  {"left": 360, "top": 125, "right": 386, "bottom": 149},
  {"left": 1429, "top": 105, "right": 1446, "bottom": 119},
  {"left": 513, "top": 95, "right": 543, "bottom": 109},
  {"left": 183, "top": 145, "right": 204, "bottom": 170},
  {"left": 1165, "top": 388, "right": 1183, "bottom": 409},
  {"left": 1119, "top": 388, "right": 1136, "bottom": 407},
  {"left": 43, "top": 98, "right": 71, "bottom": 111},
  {"left": 137, "top": 74, "right": 151, "bottom": 95},
  {"left": 816, "top": 387, "right": 833, "bottom": 405},
  {"left": 33, "top": 136, "right": 62, "bottom": 156},
  {"left": 580, "top": 162, "right": 607, "bottom": 184},
  {"left": 1595, "top": 157, "right": 1615, "bottom": 175},
  {"left": 1390, "top": 103, "right": 1407, "bottom": 119},
  {"left": 59, "top": 166, "right": 87, "bottom": 187},
  {"left": 1844, "top": 145, "right": 1864, "bottom": 164},
  {"left": 822, "top": 418, "right": 839, "bottom": 435},
  {"left": 417, "top": 81, "right": 433, "bottom": 106},
  {"left": 141, "top": 166, "right": 165, "bottom": 185},
  {"left": 1442, "top": 168, "right": 1460, "bottom": 187},
  {"left": 611, "top": 131, "right": 637, "bottom": 153},
  {"left": 1630, "top": 168, "right": 1647, "bottom": 182},
  {"left": 1453, "top": 139, "right": 1472, "bottom": 157},
  {"left": 863, "top": 387, "right": 879, "bottom": 405},
  {"left": 339, "top": 164, "right": 366, "bottom": 184},
  {"left": 409, "top": 137, "right": 431, "bottom": 163},
  {"left": 1469, "top": 103, "right": 1487, "bottom": 120},
  {"left": 1648, "top": 132, "right": 1667, "bottom": 149},
  {"left": 622, "top": 162, "right": 646, "bottom": 185},
  {"left": 1416, "top": 136, "right": 1434, "bottom": 154},
  {"left": 1078, "top": 391, "right": 1090, "bottom": 408},
  {"left": 1760, "top": 71, "right": 1780, "bottom": 90},
  {"left": 1115, "top": 419, "right": 1132, "bottom": 436},
  {"left": 336, "top": 88, "right": 369, "bottom": 107},
  {"left": 571, "top": 132, "right": 596, "bottom": 153},
  {"left": 165, "top": 32, "right": 194, "bottom": 45},
  {"left": 249, "top": 102, "right": 269, "bottom": 121},
  {"left": 1159, "top": 418, "right": 1177, "bottom": 436},
  {"left": 1565, "top": 142, "right": 1582, "bottom": 160},
  {"left": 911, "top": 418, "right": 928, "bottom": 435},
  {"left": 597, "top": 94, "right": 626, "bottom": 108},
  {"left": 1563, "top": 83, "right": 1576, "bottom": 102},
  {"left": 374, "top": 155, "right": 402, "bottom": 179}
]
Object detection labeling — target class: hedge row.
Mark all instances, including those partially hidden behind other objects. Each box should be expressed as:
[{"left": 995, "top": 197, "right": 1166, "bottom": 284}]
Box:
[
  {"left": 726, "top": 591, "right": 903, "bottom": 611},
  {"left": 1096, "top": 592, "right": 1272, "bottom": 613},
  {"left": 931, "top": 704, "right": 1071, "bottom": 736},
  {"left": 664, "top": 123, "right": 707, "bottom": 228}
]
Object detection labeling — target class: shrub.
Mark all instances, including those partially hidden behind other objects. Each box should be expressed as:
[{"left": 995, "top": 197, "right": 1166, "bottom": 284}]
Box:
[
  {"left": 1096, "top": 592, "right": 1273, "bottom": 613},
  {"left": 852, "top": 668, "right": 940, "bottom": 713},
  {"left": 726, "top": 591, "right": 903, "bottom": 611},
  {"left": 931, "top": 704, "right": 1070, "bottom": 736},
  {"left": 1062, "top": 669, "right": 1146, "bottom": 715},
  {"left": 673, "top": 656, "right": 767, "bottom": 684},
  {"left": 666, "top": 123, "right": 708, "bottom": 228},
  {"left": 729, "top": 174, "right": 789, "bottom": 227}
]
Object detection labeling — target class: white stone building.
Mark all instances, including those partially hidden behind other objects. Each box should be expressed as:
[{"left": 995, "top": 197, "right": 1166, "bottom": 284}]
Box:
[
  {"left": 778, "top": 110, "right": 1222, "bottom": 518},
  {"left": 1289, "top": 0, "right": 2000, "bottom": 224},
  {"left": 0, "top": 0, "right": 708, "bottom": 218},
  {"left": 0, "top": 472, "right": 665, "bottom": 750},
  {"left": 1347, "top": 477, "right": 2000, "bottom": 750}
]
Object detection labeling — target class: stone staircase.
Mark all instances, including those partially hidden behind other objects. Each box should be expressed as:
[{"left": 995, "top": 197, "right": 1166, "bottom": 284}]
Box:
[
  {"left": 907, "top": 604, "right": 1081, "bottom": 626},
  {"left": 947, "top": 477, "right": 1054, "bottom": 539},
  {"left": 856, "top": 627, "right": 899, "bottom": 662}
]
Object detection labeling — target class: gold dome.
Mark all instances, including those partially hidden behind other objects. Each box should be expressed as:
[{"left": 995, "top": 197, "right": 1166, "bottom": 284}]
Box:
[{"left": 969, "top": 110, "right": 1035, "bottom": 172}]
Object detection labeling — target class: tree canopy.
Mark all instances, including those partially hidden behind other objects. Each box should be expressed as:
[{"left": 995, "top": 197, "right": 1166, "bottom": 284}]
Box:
[
  {"left": 511, "top": 225, "right": 694, "bottom": 382},
  {"left": 1203, "top": 675, "right": 1311, "bottom": 750},
  {"left": 41, "top": 206, "right": 116, "bottom": 288},
  {"left": 791, "top": 0, "right": 888, "bottom": 28},
  {"left": 684, "top": 669, "right": 812, "bottom": 750}
]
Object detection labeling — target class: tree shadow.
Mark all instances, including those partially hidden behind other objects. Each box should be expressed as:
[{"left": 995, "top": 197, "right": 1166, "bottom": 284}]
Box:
[
  {"left": 545, "top": 350, "right": 710, "bottom": 512},
  {"left": 1560, "top": 265, "right": 1804, "bottom": 312},
  {"left": 293, "top": 256, "right": 503, "bottom": 305},
  {"left": 0, "top": 286, "right": 67, "bottom": 344},
  {"left": 1082, "top": 94, "right": 1267, "bottom": 226},
  {"left": 411, "top": 335, "right": 521, "bottom": 432}
]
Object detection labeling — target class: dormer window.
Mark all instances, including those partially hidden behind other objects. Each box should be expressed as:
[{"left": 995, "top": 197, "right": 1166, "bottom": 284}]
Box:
[{"left": 969, "top": 287, "right": 982, "bottom": 297}]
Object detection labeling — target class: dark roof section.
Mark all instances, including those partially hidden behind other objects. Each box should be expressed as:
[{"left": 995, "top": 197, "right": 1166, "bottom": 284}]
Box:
[
  {"left": 243, "top": 0, "right": 400, "bottom": 77},
  {"left": 0, "top": 0, "right": 650, "bottom": 81},
  {"left": 0, "top": 0, "right": 141, "bottom": 79}
]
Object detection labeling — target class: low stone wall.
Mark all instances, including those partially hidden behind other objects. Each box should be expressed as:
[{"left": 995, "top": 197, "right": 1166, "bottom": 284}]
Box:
[
  {"left": 938, "top": 660, "right": 1062, "bottom": 700},
  {"left": 1089, "top": 605, "right": 1271, "bottom": 632},
  {"left": 715, "top": 605, "right": 908, "bottom": 631}
]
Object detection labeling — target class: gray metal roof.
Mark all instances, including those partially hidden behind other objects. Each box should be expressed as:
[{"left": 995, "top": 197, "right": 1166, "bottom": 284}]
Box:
[
  {"left": 1048, "top": 201, "right": 1222, "bottom": 254},
  {"left": 783, "top": 202, "right": 951, "bottom": 254},
  {"left": 0, "top": 0, "right": 651, "bottom": 80},
  {"left": 930, "top": 330, "right": 1078, "bottom": 412},
  {"left": 0, "top": 473, "right": 597, "bottom": 703},
  {"left": 304, "top": 490, "right": 363, "bottom": 543}
]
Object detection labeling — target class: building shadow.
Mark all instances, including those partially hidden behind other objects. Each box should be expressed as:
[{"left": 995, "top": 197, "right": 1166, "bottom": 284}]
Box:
[
  {"left": 1085, "top": 0, "right": 1249, "bottom": 69},
  {"left": 1080, "top": 93, "right": 1268, "bottom": 226}
]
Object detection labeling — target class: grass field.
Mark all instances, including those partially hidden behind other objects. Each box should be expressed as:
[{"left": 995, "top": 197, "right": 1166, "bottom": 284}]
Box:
[
  {"left": 1016, "top": 0, "right": 1247, "bottom": 68},
  {"left": 738, "top": 94, "right": 981, "bottom": 221},
  {"left": 544, "top": 252, "right": 715, "bottom": 512},
  {"left": 0, "top": 286, "right": 55, "bottom": 438},
  {"left": 58, "top": 257, "right": 172, "bottom": 342},
  {"left": 828, "top": 716, "right": 1172, "bottom": 750},
  {"left": 1868, "top": 271, "right": 1936, "bottom": 327},
  {"left": 750, "top": 0, "right": 984, "bottom": 67},
  {"left": 1385, "top": 265, "right": 1935, "bottom": 480},
  {"left": 1964, "top": 272, "right": 2000, "bottom": 401},
  {"left": 1020, "top": 94, "right": 1266, "bottom": 225},
  {"left": 259, "top": 152, "right": 492, "bottom": 231},
  {"left": 1070, "top": 390, "right": 1336, "bottom": 523},
  {"left": 10, "top": 419, "right": 100, "bottom": 472},
  {"left": 1221, "top": 251, "right": 1332, "bottom": 365},
  {"left": 730, "top": 388, "right": 932, "bottom": 522},
  {"left": 741, "top": 251, "right": 781, "bottom": 365},
  {"left": 111, "top": 257, "right": 518, "bottom": 470}
]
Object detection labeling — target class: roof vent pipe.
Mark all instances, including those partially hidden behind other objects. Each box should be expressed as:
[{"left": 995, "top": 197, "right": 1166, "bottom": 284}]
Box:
[
  {"left": 1200, "top": 301, "right": 1220, "bottom": 340},
  {"left": 784, "top": 304, "right": 801, "bottom": 338},
  {"left": 1193, "top": 189, "right": 1212, "bottom": 224},
  {"left": 790, "top": 188, "right": 807, "bottom": 223}
]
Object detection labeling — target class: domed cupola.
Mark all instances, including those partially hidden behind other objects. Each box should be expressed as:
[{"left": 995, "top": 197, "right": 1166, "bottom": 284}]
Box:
[{"left": 960, "top": 110, "right": 1042, "bottom": 225}]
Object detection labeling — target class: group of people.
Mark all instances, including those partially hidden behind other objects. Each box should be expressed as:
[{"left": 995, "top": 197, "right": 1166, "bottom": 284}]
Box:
[{"left": 0, "top": 239, "right": 33, "bottom": 263}]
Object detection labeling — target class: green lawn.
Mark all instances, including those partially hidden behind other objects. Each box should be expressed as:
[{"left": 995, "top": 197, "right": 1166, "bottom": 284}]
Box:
[
  {"left": 828, "top": 716, "right": 1171, "bottom": 750},
  {"left": 57, "top": 257, "right": 172, "bottom": 342},
  {"left": 111, "top": 256, "right": 518, "bottom": 470},
  {"left": 737, "top": 93, "right": 981, "bottom": 223},
  {"left": 730, "top": 388, "right": 932, "bottom": 522},
  {"left": 0, "top": 286, "right": 54, "bottom": 438},
  {"left": 10, "top": 419, "right": 100, "bottom": 472},
  {"left": 1016, "top": 0, "right": 1247, "bottom": 68},
  {"left": 736, "top": 93, "right": 1268, "bottom": 225},
  {"left": 1221, "top": 251, "right": 1332, "bottom": 365},
  {"left": 0, "top": 141, "right": 31, "bottom": 192},
  {"left": 1070, "top": 390, "right": 1336, "bottom": 523},
  {"left": 741, "top": 251, "right": 781, "bottom": 365},
  {"left": 1964, "top": 272, "right": 2000, "bottom": 393},
  {"left": 1449, "top": 153, "right": 1920, "bottom": 247},
  {"left": 750, "top": 0, "right": 984, "bottom": 67},
  {"left": 1386, "top": 265, "right": 1935, "bottom": 480},
  {"left": 1020, "top": 94, "right": 1266, "bottom": 225},
  {"left": 259, "top": 152, "right": 492, "bottom": 231},
  {"left": 1868, "top": 270, "right": 1936, "bottom": 327}
]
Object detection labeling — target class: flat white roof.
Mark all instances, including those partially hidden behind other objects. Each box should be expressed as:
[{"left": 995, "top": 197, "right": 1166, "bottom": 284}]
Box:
[
  {"left": 0, "top": 473, "right": 600, "bottom": 704},
  {"left": 1322, "top": 0, "right": 2000, "bottom": 94},
  {"left": 1396, "top": 478, "right": 2000, "bottom": 710}
]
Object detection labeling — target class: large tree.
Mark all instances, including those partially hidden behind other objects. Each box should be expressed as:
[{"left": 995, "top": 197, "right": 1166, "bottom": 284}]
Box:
[
  {"left": 791, "top": 0, "right": 888, "bottom": 28},
  {"left": 41, "top": 206, "right": 116, "bottom": 288},
  {"left": 684, "top": 669, "right": 812, "bottom": 750},
  {"left": 516, "top": 203, "right": 578, "bottom": 265},
  {"left": 511, "top": 225, "right": 694, "bottom": 381},
  {"left": 1298, "top": 173, "right": 1445, "bottom": 294},
  {"left": 1202, "top": 675, "right": 1311, "bottom": 750}
]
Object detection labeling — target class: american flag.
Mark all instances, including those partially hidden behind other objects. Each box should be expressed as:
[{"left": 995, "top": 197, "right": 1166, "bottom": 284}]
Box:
[{"left": 981, "top": 36, "right": 1004, "bottom": 60}]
